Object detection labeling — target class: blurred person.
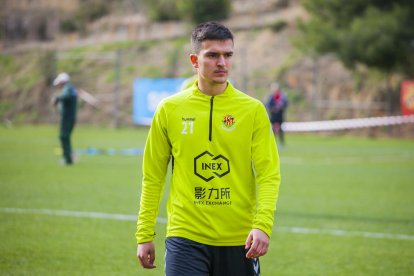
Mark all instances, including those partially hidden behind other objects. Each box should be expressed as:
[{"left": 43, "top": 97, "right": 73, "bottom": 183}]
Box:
[
  {"left": 136, "top": 21, "right": 281, "bottom": 275},
  {"left": 266, "top": 82, "right": 288, "bottom": 146},
  {"left": 52, "top": 72, "right": 77, "bottom": 165}
]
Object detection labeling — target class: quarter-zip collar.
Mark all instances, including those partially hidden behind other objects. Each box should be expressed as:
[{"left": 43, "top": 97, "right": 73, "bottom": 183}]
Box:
[
  {"left": 192, "top": 81, "right": 234, "bottom": 99},
  {"left": 209, "top": 96, "right": 214, "bottom": 141},
  {"left": 190, "top": 81, "right": 234, "bottom": 142}
]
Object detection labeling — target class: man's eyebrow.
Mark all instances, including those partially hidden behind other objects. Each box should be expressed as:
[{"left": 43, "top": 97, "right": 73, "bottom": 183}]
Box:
[{"left": 205, "top": 50, "right": 234, "bottom": 54}]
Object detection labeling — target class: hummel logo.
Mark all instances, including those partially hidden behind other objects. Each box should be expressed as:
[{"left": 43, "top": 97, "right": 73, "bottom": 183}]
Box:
[{"left": 253, "top": 258, "right": 260, "bottom": 275}]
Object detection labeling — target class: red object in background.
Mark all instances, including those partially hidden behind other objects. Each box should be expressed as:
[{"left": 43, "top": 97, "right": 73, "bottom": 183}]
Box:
[{"left": 401, "top": 80, "right": 414, "bottom": 115}]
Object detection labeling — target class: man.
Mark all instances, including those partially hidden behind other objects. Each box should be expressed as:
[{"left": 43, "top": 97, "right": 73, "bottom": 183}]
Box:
[
  {"left": 136, "top": 21, "right": 281, "bottom": 275},
  {"left": 266, "top": 82, "right": 288, "bottom": 146},
  {"left": 53, "top": 72, "right": 77, "bottom": 165}
]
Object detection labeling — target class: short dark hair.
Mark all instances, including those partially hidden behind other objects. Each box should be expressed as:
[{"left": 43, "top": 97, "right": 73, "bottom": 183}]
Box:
[{"left": 191, "top": 21, "right": 234, "bottom": 54}]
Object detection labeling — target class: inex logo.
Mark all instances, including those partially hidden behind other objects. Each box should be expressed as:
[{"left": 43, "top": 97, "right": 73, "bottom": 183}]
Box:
[{"left": 194, "top": 151, "right": 230, "bottom": 182}]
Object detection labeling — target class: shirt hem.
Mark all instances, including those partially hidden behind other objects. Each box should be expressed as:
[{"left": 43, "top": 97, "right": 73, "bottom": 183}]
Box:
[{"left": 166, "top": 232, "right": 246, "bottom": 246}]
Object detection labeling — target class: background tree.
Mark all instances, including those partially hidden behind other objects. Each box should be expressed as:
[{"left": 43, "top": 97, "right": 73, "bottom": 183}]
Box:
[
  {"left": 177, "top": 0, "right": 231, "bottom": 24},
  {"left": 297, "top": 0, "right": 414, "bottom": 114},
  {"left": 298, "top": 0, "right": 414, "bottom": 77},
  {"left": 144, "top": 0, "right": 231, "bottom": 24},
  {"left": 60, "top": 0, "right": 112, "bottom": 34},
  {"left": 143, "top": 0, "right": 181, "bottom": 21}
]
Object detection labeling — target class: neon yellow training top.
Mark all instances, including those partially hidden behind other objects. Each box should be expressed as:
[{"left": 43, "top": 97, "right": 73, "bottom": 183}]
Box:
[{"left": 136, "top": 81, "right": 281, "bottom": 246}]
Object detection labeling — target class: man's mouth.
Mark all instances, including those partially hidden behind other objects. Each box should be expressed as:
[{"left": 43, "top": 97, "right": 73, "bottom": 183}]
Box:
[{"left": 214, "top": 70, "right": 227, "bottom": 74}]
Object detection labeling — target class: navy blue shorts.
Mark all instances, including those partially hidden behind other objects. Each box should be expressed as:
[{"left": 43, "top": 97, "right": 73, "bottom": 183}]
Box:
[{"left": 165, "top": 237, "right": 260, "bottom": 276}]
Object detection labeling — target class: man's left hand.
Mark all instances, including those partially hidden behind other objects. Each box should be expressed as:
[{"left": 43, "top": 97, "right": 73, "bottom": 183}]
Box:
[{"left": 245, "top": 228, "right": 269, "bottom": 259}]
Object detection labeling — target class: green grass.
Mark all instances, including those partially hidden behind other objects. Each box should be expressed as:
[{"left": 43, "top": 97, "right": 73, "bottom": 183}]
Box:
[{"left": 0, "top": 125, "right": 413, "bottom": 275}]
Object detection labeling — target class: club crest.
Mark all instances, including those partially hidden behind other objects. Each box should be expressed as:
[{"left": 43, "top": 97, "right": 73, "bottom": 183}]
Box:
[{"left": 221, "top": 114, "right": 236, "bottom": 131}]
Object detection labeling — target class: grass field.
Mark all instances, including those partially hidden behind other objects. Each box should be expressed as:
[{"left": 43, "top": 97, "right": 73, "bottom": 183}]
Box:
[{"left": 0, "top": 125, "right": 413, "bottom": 275}]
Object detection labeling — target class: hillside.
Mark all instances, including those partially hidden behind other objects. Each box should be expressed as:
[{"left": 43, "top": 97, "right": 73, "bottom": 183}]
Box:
[{"left": 0, "top": 0, "right": 407, "bottom": 135}]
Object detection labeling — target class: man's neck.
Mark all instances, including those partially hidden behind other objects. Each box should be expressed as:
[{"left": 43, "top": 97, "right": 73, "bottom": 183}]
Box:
[{"left": 197, "top": 80, "right": 228, "bottom": 96}]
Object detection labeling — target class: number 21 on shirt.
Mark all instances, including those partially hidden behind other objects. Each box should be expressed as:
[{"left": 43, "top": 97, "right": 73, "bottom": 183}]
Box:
[{"left": 182, "top": 121, "right": 194, "bottom": 134}]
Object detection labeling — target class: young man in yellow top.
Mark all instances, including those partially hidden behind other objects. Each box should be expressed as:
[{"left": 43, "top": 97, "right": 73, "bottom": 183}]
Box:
[{"left": 136, "top": 21, "right": 281, "bottom": 275}]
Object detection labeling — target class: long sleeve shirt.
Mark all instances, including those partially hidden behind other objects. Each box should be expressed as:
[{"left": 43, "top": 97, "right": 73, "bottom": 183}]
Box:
[{"left": 136, "top": 81, "right": 281, "bottom": 246}]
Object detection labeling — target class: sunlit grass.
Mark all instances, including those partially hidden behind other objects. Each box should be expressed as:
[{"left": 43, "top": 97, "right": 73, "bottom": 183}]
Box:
[{"left": 0, "top": 125, "right": 413, "bottom": 275}]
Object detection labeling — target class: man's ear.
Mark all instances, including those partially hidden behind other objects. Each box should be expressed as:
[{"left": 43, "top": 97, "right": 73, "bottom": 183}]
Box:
[{"left": 190, "top": 54, "right": 198, "bottom": 69}]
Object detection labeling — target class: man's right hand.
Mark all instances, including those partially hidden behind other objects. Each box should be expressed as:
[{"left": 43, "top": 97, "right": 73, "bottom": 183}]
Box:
[
  {"left": 137, "top": 241, "right": 156, "bottom": 269},
  {"left": 51, "top": 97, "right": 57, "bottom": 107}
]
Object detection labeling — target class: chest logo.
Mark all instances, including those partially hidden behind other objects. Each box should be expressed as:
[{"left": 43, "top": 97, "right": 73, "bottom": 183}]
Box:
[
  {"left": 221, "top": 114, "right": 236, "bottom": 131},
  {"left": 194, "top": 151, "right": 230, "bottom": 182}
]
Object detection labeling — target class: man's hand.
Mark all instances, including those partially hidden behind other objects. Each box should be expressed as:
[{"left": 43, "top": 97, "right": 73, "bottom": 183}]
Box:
[
  {"left": 51, "top": 96, "right": 58, "bottom": 107},
  {"left": 245, "top": 229, "right": 270, "bottom": 259},
  {"left": 137, "top": 241, "right": 156, "bottom": 269}
]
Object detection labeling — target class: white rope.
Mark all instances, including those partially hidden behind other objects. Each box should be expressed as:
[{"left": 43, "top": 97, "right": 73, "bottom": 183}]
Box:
[{"left": 283, "top": 115, "right": 414, "bottom": 132}]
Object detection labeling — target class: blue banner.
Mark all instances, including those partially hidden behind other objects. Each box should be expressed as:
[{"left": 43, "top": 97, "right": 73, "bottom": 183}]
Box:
[{"left": 133, "top": 78, "right": 186, "bottom": 125}]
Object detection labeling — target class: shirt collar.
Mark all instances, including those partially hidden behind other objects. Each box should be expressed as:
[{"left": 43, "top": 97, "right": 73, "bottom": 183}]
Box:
[{"left": 192, "top": 81, "right": 234, "bottom": 98}]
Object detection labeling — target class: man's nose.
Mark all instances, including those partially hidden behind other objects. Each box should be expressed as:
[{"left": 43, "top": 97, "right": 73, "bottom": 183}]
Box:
[{"left": 217, "top": 55, "right": 226, "bottom": 66}]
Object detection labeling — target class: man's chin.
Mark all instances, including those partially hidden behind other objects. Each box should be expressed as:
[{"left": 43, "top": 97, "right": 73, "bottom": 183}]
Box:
[{"left": 212, "top": 77, "right": 228, "bottom": 84}]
